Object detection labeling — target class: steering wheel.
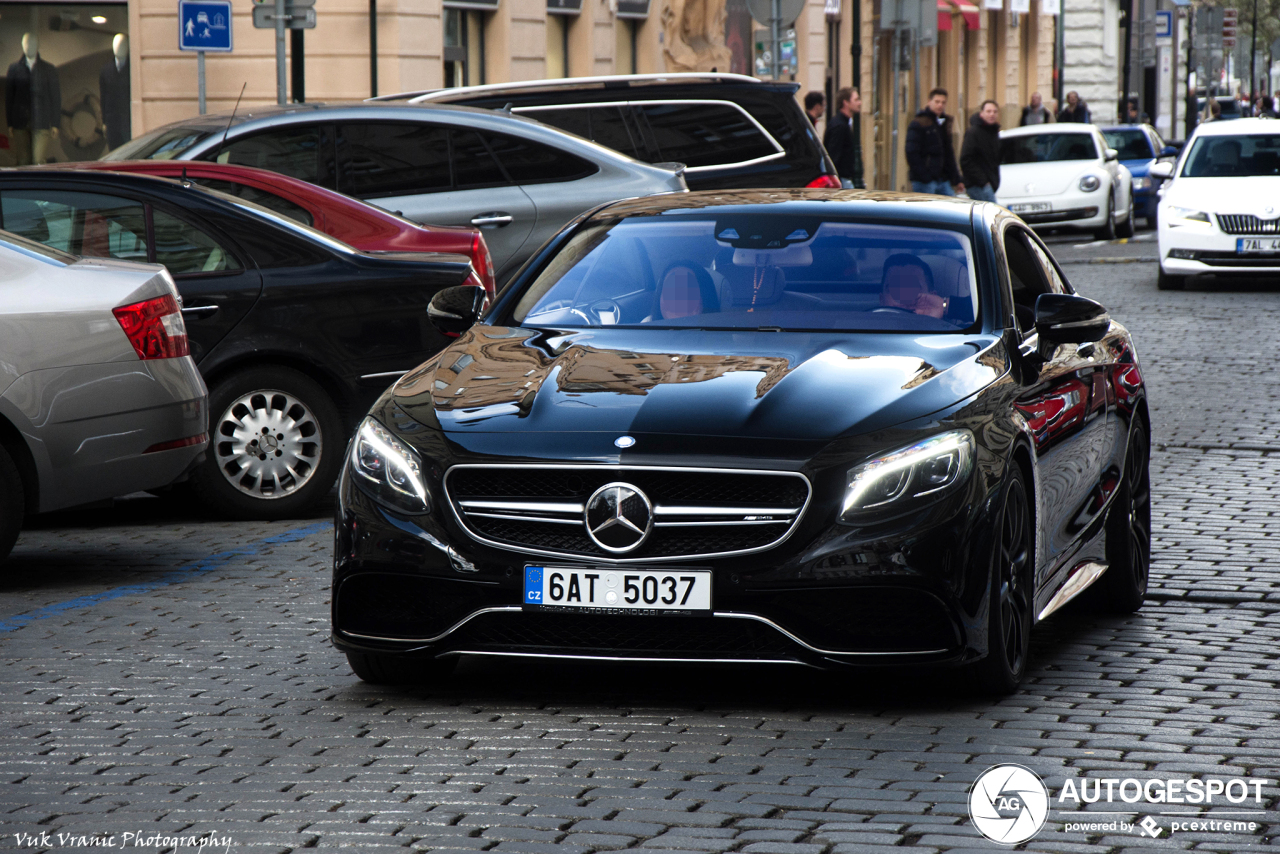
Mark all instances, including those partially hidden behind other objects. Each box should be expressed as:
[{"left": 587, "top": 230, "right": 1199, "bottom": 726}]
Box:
[
  {"left": 588, "top": 299, "right": 623, "bottom": 325},
  {"left": 871, "top": 305, "right": 916, "bottom": 314},
  {"left": 567, "top": 307, "right": 593, "bottom": 325}
]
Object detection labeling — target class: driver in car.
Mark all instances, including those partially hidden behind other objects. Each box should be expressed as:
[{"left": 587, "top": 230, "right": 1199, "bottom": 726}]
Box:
[
  {"left": 657, "top": 262, "right": 719, "bottom": 319},
  {"left": 879, "top": 254, "right": 948, "bottom": 319}
]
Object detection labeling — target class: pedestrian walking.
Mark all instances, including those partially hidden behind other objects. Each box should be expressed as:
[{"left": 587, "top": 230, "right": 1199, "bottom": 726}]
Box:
[
  {"left": 1057, "top": 91, "right": 1091, "bottom": 123},
  {"left": 1020, "top": 92, "right": 1051, "bottom": 125},
  {"left": 823, "top": 87, "right": 865, "bottom": 189},
  {"left": 904, "top": 87, "right": 964, "bottom": 196},
  {"left": 804, "top": 91, "right": 825, "bottom": 127},
  {"left": 961, "top": 100, "right": 1002, "bottom": 204},
  {"left": 1255, "top": 95, "right": 1277, "bottom": 118}
]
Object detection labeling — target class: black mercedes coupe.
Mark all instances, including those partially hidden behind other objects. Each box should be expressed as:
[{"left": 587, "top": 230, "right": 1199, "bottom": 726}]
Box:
[{"left": 332, "top": 189, "right": 1151, "bottom": 694}]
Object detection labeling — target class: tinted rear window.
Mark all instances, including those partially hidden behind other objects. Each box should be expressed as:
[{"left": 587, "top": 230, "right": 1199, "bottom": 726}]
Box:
[
  {"left": 482, "top": 132, "right": 596, "bottom": 183},
  {"left": 212, "top": 126, "right": 333, "bottom": 186},
  {"left": 635, "top": 103, "right": 779, "bottom": 168},
  {"left": 521, "top": 105, "right": 646, "bottom": 160},
  {"left": 341, "top": 122, "right": 451, "bottom": 196}
]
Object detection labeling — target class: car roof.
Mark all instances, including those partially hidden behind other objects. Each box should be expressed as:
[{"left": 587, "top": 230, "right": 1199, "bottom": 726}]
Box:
[
  {"left": 1189, "top": 117, "right": 1280, "bottom": 136},
  {"left": 582, "top": 189, "right": 980, "bottom": 228},
  {"left": 376, "top": 73, "right": 790, "bottom": 103},
  {"left": 1001, "top": 122, "right": 1099, "bottom": 138}
]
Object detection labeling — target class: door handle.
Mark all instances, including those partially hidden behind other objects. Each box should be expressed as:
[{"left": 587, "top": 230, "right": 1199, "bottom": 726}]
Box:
[
  {"left": 181, "top": 305, "right": 220, "bottom": 319},
  {"left": 470, "top": 213, "right": 513, "bottom": 227}
]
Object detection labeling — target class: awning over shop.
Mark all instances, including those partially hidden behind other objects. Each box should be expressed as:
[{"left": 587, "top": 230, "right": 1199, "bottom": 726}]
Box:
[{"left": 937, "top": 0, "right": 981, "bottom": 30}]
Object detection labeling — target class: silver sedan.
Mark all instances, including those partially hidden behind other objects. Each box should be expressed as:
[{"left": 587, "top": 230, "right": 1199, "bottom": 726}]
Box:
[{"left": 0, "top": 232, "right": 208, "bottom": 564}]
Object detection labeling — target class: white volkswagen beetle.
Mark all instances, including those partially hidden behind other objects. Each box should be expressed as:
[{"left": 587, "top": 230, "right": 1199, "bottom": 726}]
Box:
[{"left": 996, "top": 123, "right": 1135, "bottom": 240}]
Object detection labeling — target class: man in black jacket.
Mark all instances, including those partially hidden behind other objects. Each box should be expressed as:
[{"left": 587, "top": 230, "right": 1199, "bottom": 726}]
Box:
[
  {"left": 1057, "top": 90, "right": 1091, "bottom": 123},
  {"left": 905, "top": 88, "right": 963, "bottom": 195},
  {"left": 961, "top": 100, "right": 1002, "bottom": 203},
  {"left": 823, "top": 87, "right": 864, "bottom": 188}
]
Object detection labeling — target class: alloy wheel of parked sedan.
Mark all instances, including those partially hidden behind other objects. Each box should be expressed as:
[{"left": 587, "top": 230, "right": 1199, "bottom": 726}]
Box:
[
  {"left": 971, "top": 466, "right": 1034, "bottom": 695},
  {"left": 193, "top": 367, "right": 343, "bottom": 520},
  {"left": 1087, "top": 425, "right": 1151, "bottom": 613}
]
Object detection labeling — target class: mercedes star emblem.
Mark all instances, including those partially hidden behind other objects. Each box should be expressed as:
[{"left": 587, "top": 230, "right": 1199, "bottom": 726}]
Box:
[{"left": 585, "top": 482, "right": 653, "bottom": 553}]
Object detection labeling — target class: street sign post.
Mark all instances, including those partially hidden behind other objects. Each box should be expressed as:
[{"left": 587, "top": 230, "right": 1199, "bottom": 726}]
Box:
[
  {"left": 253, "top": 0, "right": 316, "bottom": 104},
  {"left": 1155, "top": 9, "right": 1172, "bottom": 46},
  {"left": 178, "top": 0, "right": 233, "bottom": 115}
]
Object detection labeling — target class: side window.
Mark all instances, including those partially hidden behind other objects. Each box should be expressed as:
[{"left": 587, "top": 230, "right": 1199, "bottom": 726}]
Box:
[
  {"left": 0, "top": 190, "right": 148, "bottom": 261},
  {"left": 633, "top": 102, "right": 778, "bottom": 169},
  {"left": 339, "top": 122, "right": 451, "bottom": 197},
  {"left": 212, "top": 124, "right": 336, "bottom": 189},
  {"left": 194, "top": 178, "right": 315, "bottom": 226},
  {"left": 450, "top": 130, "right": 507, "bottom": 188},
  {"left": 151, "top": 209, "right": 243, "bottom": 275},
  {"left": 1026, "top": 237, "right": 1069, "bottom": 295},
  {"left": 481, "top": 131, "right": 596, "bottom": 183},
  {"left": 522, "top": 106, "right": 646, "bottom": 160},
  {"left": 1003, "top": 228, "right": 1052, "bottom": 334}
]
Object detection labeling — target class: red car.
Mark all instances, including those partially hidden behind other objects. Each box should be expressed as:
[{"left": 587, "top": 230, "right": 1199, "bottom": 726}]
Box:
[{"left": 64, "top": 160, "right": 496, "bottom": 298}]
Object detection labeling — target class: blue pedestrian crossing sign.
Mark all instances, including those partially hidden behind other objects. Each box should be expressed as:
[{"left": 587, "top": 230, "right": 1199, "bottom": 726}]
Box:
[{"left": 179, "top": 0, "right": 234, "bottom": 52}]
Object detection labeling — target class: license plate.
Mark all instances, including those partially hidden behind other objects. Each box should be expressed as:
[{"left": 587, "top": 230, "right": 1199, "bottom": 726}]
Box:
[
  {"left": 1009, "top": 202, "right": 1051, "bottom": 214},
  {"left": 524, "top": 566, "right": 712, "bottom": 611},
  {"left": 1237, "top": 237, "right": 1280, "bottom": 253}
]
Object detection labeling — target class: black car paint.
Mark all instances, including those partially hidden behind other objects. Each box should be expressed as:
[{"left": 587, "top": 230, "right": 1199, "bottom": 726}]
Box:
[
  {"left": 436, "top": 80, "right": 836, "bottom": 191},
  {"left": 331, "top": 192, "right": 1147, "bottom": 669},
  {"left": 0, "top": 171, "right": 472, "bottom": 427}
]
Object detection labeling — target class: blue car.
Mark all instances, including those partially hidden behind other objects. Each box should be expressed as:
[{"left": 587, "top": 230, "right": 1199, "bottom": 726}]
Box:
[{"left": 1101, "top": 124, "right": 1179, "bottom": 226}]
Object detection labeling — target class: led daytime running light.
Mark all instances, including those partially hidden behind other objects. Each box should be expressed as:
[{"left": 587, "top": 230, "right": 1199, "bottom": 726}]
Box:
[
  {"left": 842, "top": 430, "right": 975, "bottom": 517},
  {"left": 351, "top": 418, "right": 430, "bottom": 513}
]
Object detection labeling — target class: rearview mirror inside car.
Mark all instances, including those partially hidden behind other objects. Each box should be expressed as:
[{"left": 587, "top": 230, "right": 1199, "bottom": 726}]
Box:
[
  {"left": 1149, "top": 161, "right": 1174, "bottom": 180},
  {"left": 1035, "top": 293, "right": 1110, "bottom": 353},
  {"left": 428, "top": 285, "right": 487, "bottom": 336}
]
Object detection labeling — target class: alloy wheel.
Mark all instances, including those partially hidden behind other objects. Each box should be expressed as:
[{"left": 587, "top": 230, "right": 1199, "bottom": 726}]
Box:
[
  {"left": 997, "top": 477, "right": 1032, "bottom": 674},
  {"left": 214, "top": 389, "right": 323, "bottom": 499},
  {"left": 1125, "top": 430, "right": 1152, "bottom": 595}
]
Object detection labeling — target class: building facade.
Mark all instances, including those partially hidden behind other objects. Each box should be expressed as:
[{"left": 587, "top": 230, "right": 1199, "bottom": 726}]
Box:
[{"left": 0, "top": 0, "right": 1058, "bottom": 189}]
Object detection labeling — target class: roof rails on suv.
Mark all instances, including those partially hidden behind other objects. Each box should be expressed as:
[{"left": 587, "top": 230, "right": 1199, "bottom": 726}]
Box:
[{"left": 380, "top": 74, "right": 839, "bottom": 192}]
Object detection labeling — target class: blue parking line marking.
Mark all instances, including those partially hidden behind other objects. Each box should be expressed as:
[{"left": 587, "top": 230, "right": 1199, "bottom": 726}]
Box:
[{"left": 0, "top": 521, "right": 331, "bottom": 634}]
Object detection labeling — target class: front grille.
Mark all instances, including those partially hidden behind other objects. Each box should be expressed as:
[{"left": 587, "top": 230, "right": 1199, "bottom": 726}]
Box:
[
  {"left": 1217, "top": 214, "right": 1280, "bottom": 235},
  {"left": 445, "top": 465, "right": 811, "bottom": 562},
  {"left": 448, "top": 610, "right": 804, "bottom": 659}
]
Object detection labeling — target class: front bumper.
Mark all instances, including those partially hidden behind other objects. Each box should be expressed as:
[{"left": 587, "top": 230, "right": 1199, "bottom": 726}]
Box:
[
  {"left": 998, "top": 189, "right": 1109, "bottom": 229},
  {"left": 331, "top": 463, "right": 998, "bottom": 669},
  {"left": 1159, "top": 222, "right": 1280, "bottom": 276}
]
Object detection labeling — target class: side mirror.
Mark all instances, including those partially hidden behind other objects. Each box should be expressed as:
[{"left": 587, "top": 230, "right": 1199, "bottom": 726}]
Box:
[
  {"left": 1149, "top": 161, "right": 1174, "bottom": 180},
  {"left": 1160, "top": 145, "right": 1179, "bottom": 157},
  {"left": 1035, "top": 293, "right": 1110, "bottom": 351},
  {"left": 1105, "top": 148, "right": 1119, "bottom": 162},
  {"left": 428, "top": 285, "right": 487, "bottom": 336}
]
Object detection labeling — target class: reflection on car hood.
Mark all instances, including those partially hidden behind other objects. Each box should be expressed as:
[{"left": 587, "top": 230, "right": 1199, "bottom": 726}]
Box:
[
  {"left": 998, "top": 161, "right": 1098, "bottom": 197},
  {"left": 1163, "top": 176, "right": 1280, "bottom": 214},
  {"left": 391, "top": 326, "right": 1007, "bottom": 444}
]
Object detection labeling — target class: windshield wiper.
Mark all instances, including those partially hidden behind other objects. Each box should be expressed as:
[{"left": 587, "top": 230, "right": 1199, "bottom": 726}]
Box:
[{"left": 756, "top": 326, "right": 784, "bottom": 332}]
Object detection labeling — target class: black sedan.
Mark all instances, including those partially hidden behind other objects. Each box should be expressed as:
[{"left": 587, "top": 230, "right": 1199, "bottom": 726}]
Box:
[
  {"left": 332, "top": 190, "right": 1151, "bottom": 694},
  {"left": 0, "top": 169, "right": 473, "bottom": 519}
]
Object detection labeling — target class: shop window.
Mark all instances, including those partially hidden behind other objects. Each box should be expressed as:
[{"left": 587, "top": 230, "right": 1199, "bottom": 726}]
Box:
[
  {"left": 444, "top": 7, "right": 487, "bottom": 87},
  {"left": 0, "top": 4, "right": 130, "bottom": 164}
]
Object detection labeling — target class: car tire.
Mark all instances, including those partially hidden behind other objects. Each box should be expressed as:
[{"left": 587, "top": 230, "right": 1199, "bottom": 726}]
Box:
[
  {"left": 1117, "top": 204, "right": 1135, "bottom": 238},
  {"left": 1156, "top": 269, "right": 1186, "bottom": 291},
  {"left": 1094, "top": 196, "right": 1117, "bottom": 240},
  {"left": 1084, "top": 425, "right": 1151, "bottom": 614},
  {"left": 0, "top": 446, "right": 24, "bottom": 565},
  {"left": 967, "top": 464, "right": 1034, "bottom": 695},
  {"left": 346, "top": 652, "right": 456, "bottom": 685},
  {"left": 192, "top": 366, "right": 344, "bottom": 520}
]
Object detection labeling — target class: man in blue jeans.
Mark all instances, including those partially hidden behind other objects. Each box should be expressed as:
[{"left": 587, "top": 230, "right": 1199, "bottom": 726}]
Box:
[{"left": 905, "top": 88, "right": 965, "bottom": 197}]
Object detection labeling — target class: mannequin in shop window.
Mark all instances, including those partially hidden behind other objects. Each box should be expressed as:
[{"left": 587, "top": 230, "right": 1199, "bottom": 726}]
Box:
[
  {"left": 6, "top": 32, "right": 61, "bottom": 165},
  {"left": 100, "top": 34, "right": 131, "bottom": 152}
]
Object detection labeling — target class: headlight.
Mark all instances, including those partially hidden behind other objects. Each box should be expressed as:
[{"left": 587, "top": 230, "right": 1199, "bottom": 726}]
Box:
[
  {"left": 1165, "top": 205, "right": 1211, "bottom": 226},
  {"left": 350, "top": 417, "right": 430, "bottom": 513},
  {"left": 841, "top": 430, "right": 975, "bottom": 520},
  {"left": 1079, "top": 175, "right": 1102, "bottom": 192}
]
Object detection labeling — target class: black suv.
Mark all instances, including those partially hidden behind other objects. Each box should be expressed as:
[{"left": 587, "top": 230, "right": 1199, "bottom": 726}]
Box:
[{"left": 379, "top": 73, "right": 839, "bottom": 191}]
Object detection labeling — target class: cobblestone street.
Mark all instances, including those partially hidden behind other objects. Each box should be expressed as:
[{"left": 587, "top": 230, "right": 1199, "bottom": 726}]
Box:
[{"left": 1, "top": 248, "right": 1276, "bottom": 853}]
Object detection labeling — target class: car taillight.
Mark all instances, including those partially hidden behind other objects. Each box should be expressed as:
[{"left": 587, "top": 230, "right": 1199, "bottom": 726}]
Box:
[
  {"left": 471, "top": 232, "right": 497, "bottom": 299},
  {"left": 112, "top": 294, "right": 190, "bottom": 359},
  {"left": 806, "top": 174, "right": 843, "bottom": 189}
]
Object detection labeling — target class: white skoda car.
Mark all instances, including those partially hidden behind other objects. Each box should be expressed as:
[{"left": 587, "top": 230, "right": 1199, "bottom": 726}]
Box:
[
  {"left": 1153, "top": 118, "right": 1280, "bottom": 290},
  {"left": 997, "top": 123, "right": 1134, "bottom": 239}
]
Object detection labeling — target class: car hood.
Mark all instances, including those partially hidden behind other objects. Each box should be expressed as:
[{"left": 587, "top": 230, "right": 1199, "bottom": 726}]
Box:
[
  {"left": 390, "top": 326, "right": 1007, "bottom": 450},
  {"left": 1163, "top": 176, "right": 1280, "bottom": 214},
  {"left": 998, "top": 161, "right": 1100, "bottom": 197},
  {"left": 1120, "top": 158, "right": 1154, "bottom": 176}
]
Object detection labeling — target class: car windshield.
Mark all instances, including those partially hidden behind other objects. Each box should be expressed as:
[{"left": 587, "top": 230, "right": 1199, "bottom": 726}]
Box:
[
  {"left": 1102, "top": 130, "right": 1152, "bottom": 160},
  {"left": 1001, "top": 133, "right": 1098, "bottom": 164},
  {"left": 103, "top": 125, "right": 216, "bottom": 161},
  {"left": 513, "top": 217, "right": 979, "bottom": 333},
  {"left": 1180, "top": 134, "right": 1280, "bottom": 177}
]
